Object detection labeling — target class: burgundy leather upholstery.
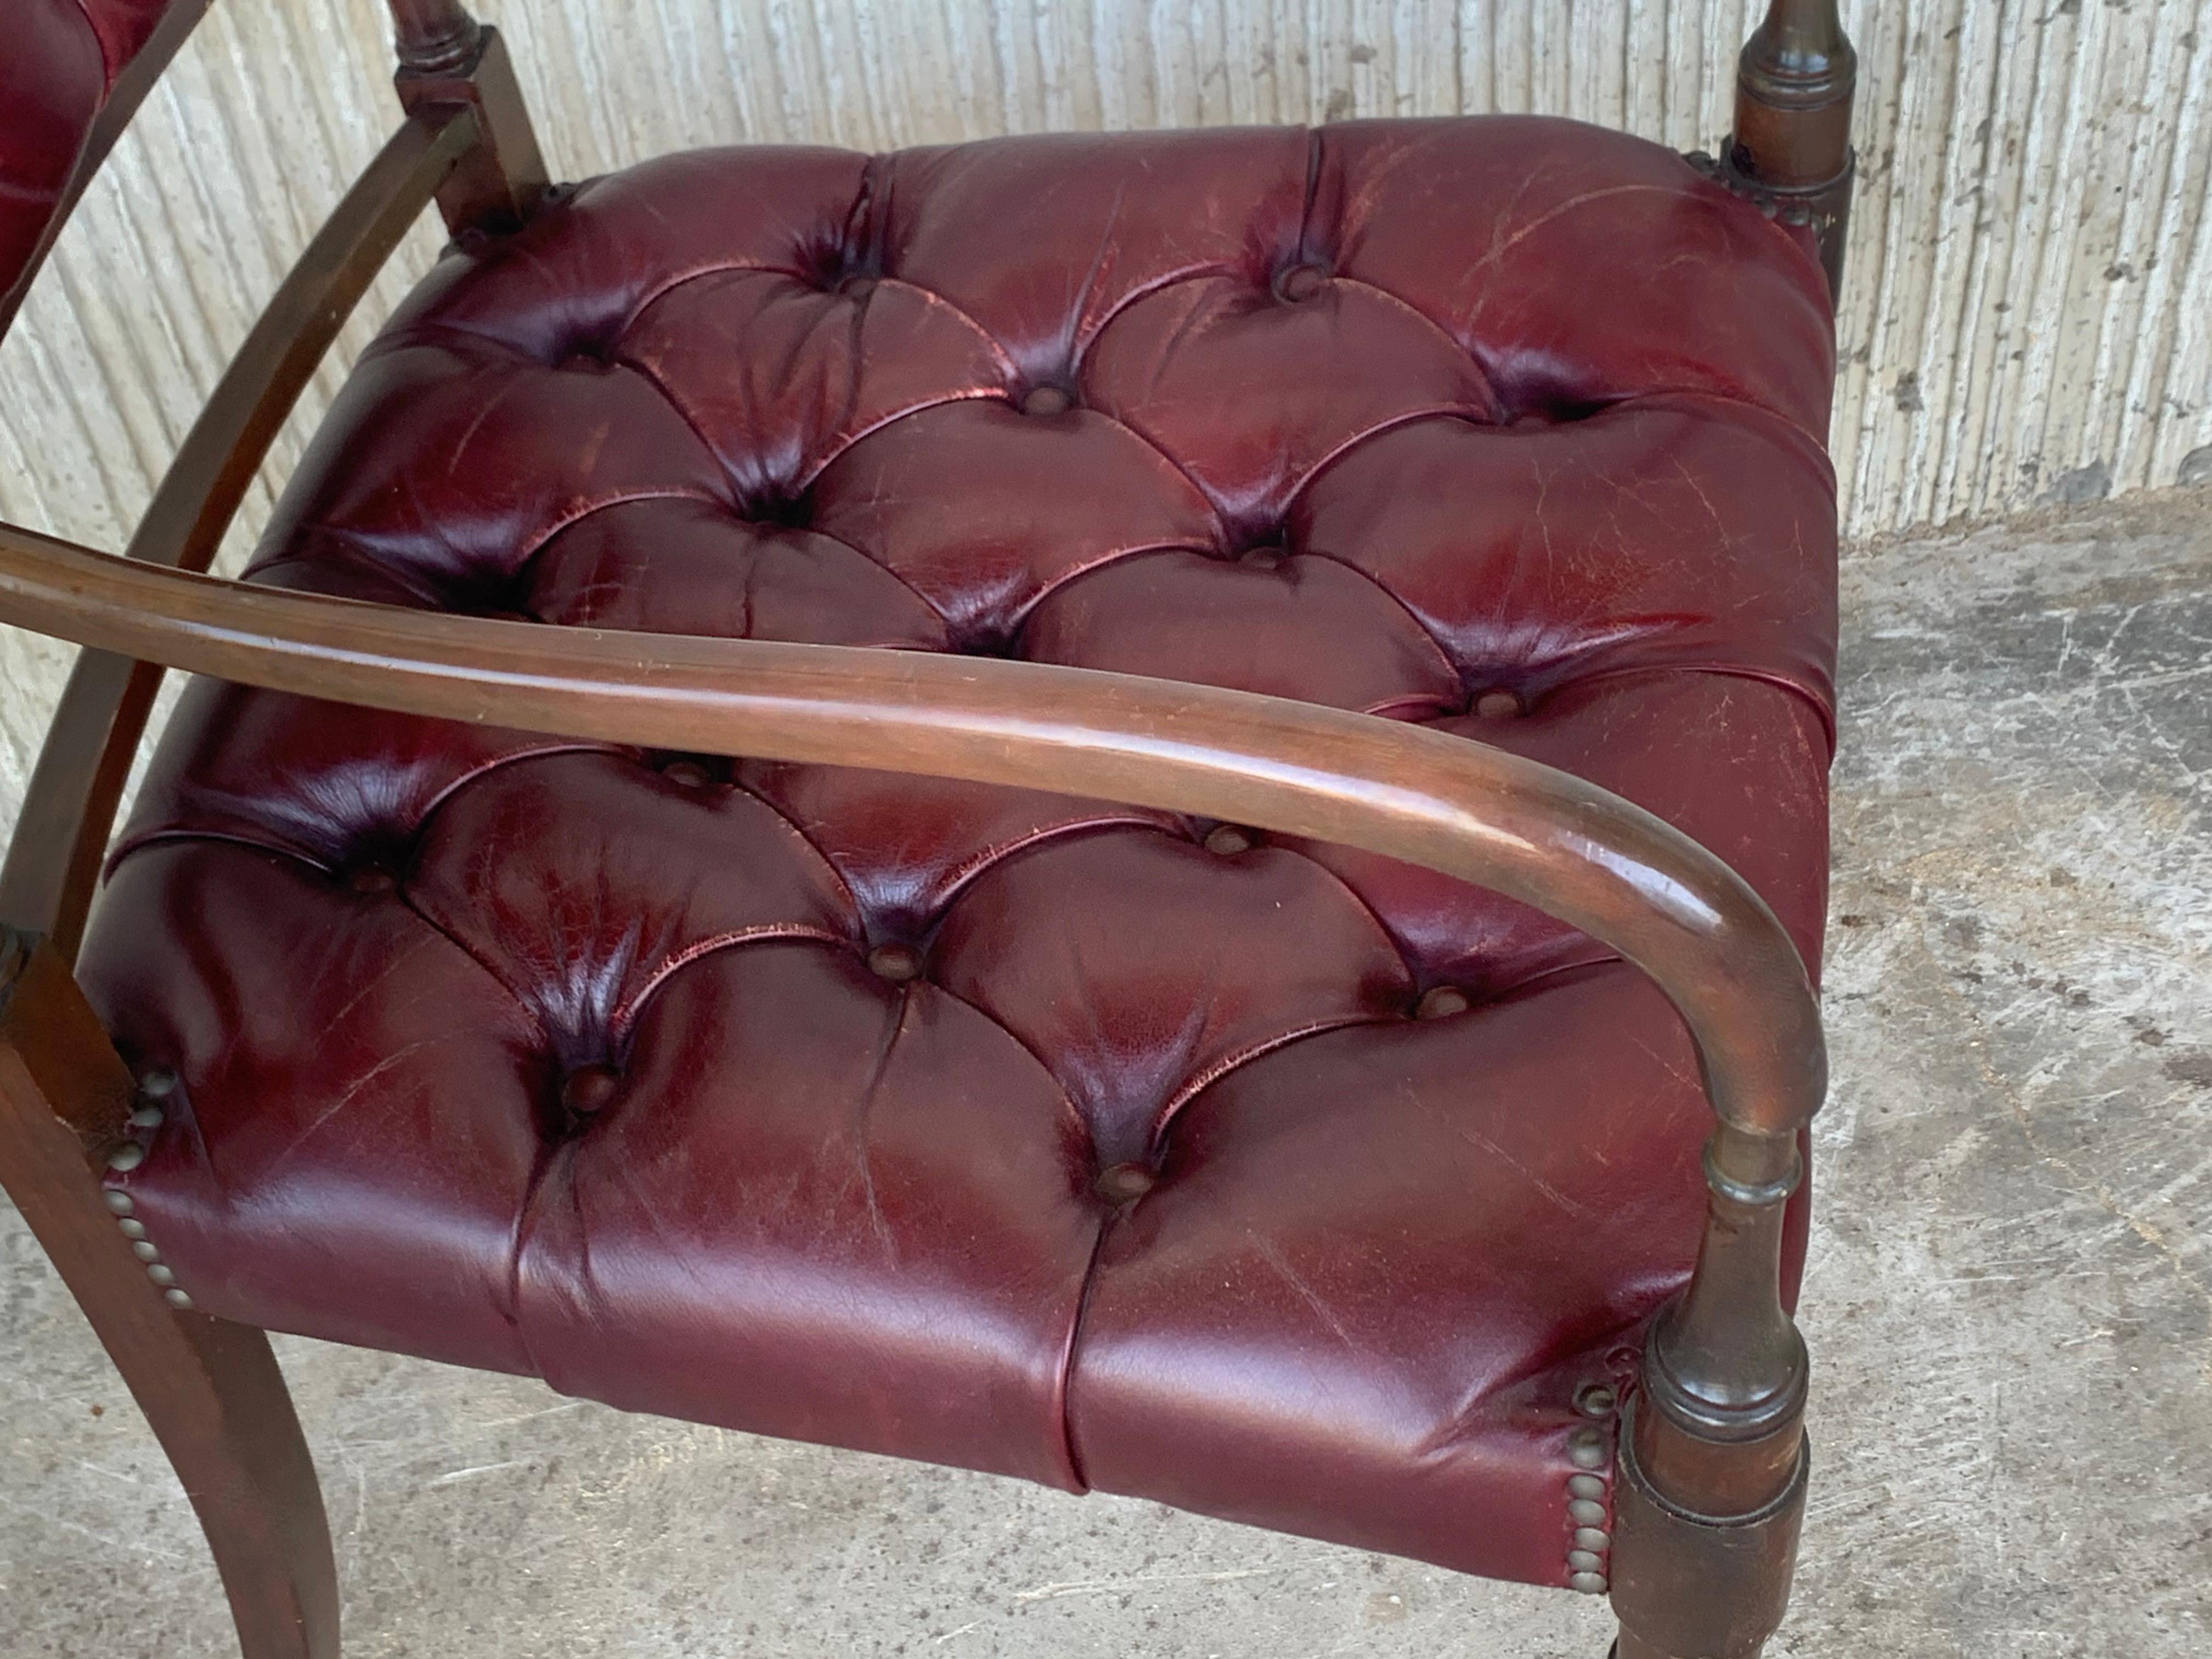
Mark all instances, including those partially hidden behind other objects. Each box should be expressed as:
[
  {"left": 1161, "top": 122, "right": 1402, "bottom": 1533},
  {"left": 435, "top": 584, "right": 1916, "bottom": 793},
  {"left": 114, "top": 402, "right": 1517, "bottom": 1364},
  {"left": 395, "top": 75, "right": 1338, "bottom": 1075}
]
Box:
[
  {"left": 0, "top": 0, "right": 185, "bottom": 329},
  {"left": 81, "top": 116, "right": 1837, "bottom": 1589}
]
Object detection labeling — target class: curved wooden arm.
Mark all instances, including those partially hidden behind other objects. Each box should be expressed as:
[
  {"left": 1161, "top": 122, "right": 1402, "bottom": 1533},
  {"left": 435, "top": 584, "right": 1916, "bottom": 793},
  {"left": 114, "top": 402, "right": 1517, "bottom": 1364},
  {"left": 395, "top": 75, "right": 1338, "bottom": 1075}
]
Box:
[{"left": 0, "top": 521, "right": 1824, "bottom": 1159}]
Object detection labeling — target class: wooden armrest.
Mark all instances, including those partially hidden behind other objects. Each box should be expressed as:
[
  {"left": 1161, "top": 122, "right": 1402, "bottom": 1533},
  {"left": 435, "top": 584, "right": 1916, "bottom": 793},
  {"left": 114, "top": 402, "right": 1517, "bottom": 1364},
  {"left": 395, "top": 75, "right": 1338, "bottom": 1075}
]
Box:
[{"left": 0, "top": 521, "right": 1822, "bottom": 1158}]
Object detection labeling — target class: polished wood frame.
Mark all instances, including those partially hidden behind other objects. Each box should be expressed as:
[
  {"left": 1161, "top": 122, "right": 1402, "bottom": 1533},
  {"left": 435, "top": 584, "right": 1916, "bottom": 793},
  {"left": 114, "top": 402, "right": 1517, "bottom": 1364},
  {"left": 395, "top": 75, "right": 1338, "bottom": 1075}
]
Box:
[{"left": 0, "top": 4, "right": 1856, "bottom": 1656}]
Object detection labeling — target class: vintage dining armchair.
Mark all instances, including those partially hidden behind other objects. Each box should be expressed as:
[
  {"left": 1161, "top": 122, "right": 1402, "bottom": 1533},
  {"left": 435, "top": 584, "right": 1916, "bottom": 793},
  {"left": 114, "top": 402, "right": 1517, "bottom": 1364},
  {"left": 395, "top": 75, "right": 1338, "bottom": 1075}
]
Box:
[{"left": 0, "top": 3, "right": 1857, "bottom": 1655}]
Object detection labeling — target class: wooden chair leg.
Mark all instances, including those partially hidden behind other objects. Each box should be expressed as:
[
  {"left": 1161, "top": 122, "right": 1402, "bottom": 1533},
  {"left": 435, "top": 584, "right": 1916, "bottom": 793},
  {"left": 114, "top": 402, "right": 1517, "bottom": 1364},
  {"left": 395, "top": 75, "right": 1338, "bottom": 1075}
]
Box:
[
  {"left": 1606, "top": 1389, "right": 1808, "bottom": 1659},
  {"left": 0, "top": 930, "right": 338, "bottom": 1659}
]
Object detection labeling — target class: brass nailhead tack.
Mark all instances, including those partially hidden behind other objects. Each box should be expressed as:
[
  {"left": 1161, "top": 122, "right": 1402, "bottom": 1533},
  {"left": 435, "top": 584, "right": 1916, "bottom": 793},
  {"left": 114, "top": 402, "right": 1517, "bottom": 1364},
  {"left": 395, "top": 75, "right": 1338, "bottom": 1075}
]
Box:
[
  {"left": 131, "top": 1241, "right": 160, "bottom": 1263},
  {"left": 1573, "top": 1526, "right": 1611, "bottom": 1553},
  {"left": 1569, "top": 1571, "right": 1609, "bottom": 1595},
  {"left": 1567, "top": 1474, "right": 1606, "bottom": 1500},
  {"left": 1575, "top": 1382, "right": 1619, "bottom": 1418},
  {"left": 561, "top": 1065, "right": 622, "bottom": 1116},
  {"left": 868, "top": 943, "right": 924, "bottom": 982},
  {"left": 164, "top": 1289, "right": 194, "bottom": 1310},
  {"left": 1567, "top": 1429, "right": 1607, "bottom": 1470},
  {"left": 1094, "top": 1162, "right": 1158, "bottom": 1205},
  {"left": 103, "top": 1190, "right": 134, "bottom": 1216},
  {"left": 106, "top": 1143, "right": 144, "bottom": 1173},
  {"left": 138, "top": 1068, "right": 178, "bottom": 1099},
  {"left": 117, "top": 1218, "right": 147, "bottom": 1240},
  {"left": 1415, "top": 986, "right": 1470, "bottom": 1020},
  {"left": 1567, "top": 1498, "right": 1607, "bottom": 1526},
  {"left": 1567, "top": 1549, "right": 1606, "bottom": 1573},
  {"left": 128, "top": 1104, "right": 165, "bottom": 1129},
  {"left": 146, "top": 1264, "right": 176, "bottom": 1287}
]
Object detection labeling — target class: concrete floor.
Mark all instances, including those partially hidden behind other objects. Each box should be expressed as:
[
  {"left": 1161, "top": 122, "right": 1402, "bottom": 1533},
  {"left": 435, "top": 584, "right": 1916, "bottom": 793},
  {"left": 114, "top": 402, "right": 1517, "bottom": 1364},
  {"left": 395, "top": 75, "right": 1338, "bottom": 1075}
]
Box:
[{"left": 2, "top": 490, "right": 2208, "bottom": 1657}]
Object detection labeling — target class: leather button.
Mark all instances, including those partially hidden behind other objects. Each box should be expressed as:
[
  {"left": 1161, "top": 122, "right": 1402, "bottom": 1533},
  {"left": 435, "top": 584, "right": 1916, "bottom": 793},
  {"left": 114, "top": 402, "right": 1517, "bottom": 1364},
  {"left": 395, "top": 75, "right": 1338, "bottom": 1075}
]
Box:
[
  {"left": 1238, "top": 544, "right": 1286, "bottom": 572},
  {"left": 661, "top": 759, "right": 713, "bottom": 789},
  {"left": 1473, "top": 689, "right": 1524, "bottom": 720},
  {"left": 1020, "top": 385, "right": 1074, "bottom": 417},
  {"left": 561, "top": 1064, "right": 622, "bottom": 1116},
  {"left": 1203, "top": 824, "right": 1254, "bottom": 856},
  {"left": 345, "top": 865, "right": 398, "bottom": 896},
  {"left": 1274, "top": 262, "right": 1330, "bottom": 302},
  {"left": 867, "top": 943, "right": 924, "bottom": 982},
  {"left": 1415, "top": 986, "right": 1470, "bottom": 1020},
  {"left": 1094, "top": 1162, "right": 1157, "bottom": 1204}
]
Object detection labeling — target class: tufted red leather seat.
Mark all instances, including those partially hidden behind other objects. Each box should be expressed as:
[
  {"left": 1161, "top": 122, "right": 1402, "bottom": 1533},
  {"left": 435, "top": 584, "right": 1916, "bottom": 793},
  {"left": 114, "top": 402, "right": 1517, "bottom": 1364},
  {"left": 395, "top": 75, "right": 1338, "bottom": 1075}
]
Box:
[{"left": 78, "top": 115, "right": 1836, "bottom": 1592}]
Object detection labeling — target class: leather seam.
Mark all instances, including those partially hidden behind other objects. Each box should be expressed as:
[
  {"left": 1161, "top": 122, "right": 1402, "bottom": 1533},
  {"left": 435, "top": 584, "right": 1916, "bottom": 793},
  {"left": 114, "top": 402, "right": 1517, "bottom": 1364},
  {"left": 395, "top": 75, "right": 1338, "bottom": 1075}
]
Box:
[
  {"left": 610, "top": 924, "right": 856, "bottom": 1047},
  {"left": 1551, "top": 661, "right": 1839, "bottom": 757},
  {"left": 1068, "top": 261, "right": 1253, "bottom": 380},
  {"left": 917, "top": 974, "right": 1097, "bottom": 1151},
  {"left": 1321, "top": 274, "right": 1511, "bottom": 424},
  {"left": 1270, "top": 540, "right": 1471, "bottom": 698},
  {"left": 724, "top": 782, "right": 877, "bottom": 934},
  {"left": 103, "top": 736, "right": 620, "bottom": 878},
  {"left": 899, "top": 810, "right": 1181, "bottom": 921},
  {"left": 506, "top": 485, "right": 733, "bottom": 574},
  {"left": 1146, "top": 1011, "right": 1399, "bottom": 1156},
  {"left": 1056, "top": 1206, "right": 1116, "bottom": 1494},
  {"left": 994, "top": 536, "right": 1221, "bottom": 637}
]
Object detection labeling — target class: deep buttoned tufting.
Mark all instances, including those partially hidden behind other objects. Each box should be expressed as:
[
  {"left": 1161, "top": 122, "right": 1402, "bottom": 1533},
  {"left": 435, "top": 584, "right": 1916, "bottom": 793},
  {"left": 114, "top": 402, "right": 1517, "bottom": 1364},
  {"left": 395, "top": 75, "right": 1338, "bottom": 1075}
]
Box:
[{"left": 78, "top": 115, "right": 1838, "bottom": 1590}]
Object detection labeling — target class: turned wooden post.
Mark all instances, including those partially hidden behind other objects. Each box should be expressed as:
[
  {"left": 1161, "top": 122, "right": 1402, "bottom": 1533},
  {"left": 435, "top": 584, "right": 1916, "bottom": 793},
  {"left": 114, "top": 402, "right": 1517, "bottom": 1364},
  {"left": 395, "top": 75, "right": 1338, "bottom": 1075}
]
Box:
[
  {"left": 1605, "top": 28, "right": 1856, "bottom": 1634},
  {"left": 1608, "top": 1125, "right": 1813, "bottom": 1659},
  {"left": 384, "top": 0, "right": 548, "bottom": 235},
  {"left": 1725, "top": 0, "right": 1859, "bottom": 295}
]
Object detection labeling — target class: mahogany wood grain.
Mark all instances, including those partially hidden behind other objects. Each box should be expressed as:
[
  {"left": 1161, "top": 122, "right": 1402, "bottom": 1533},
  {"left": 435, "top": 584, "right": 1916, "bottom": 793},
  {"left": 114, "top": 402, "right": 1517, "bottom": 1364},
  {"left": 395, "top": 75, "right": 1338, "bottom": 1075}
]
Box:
[
  {"left": 0, "top": 931, "right": 338, "bottom": 1659},
  {"left": 388, "top": 2, "right": 548, "bottom": 235},
  {"left": 386, "top": 0, "right": 481, "bottom": 71},
  {"left": 0, "top": 105, "right": 478, "bottom": 962},
  {"left": 1728, "top": 0, "right": 1858, "bottom": 292}
]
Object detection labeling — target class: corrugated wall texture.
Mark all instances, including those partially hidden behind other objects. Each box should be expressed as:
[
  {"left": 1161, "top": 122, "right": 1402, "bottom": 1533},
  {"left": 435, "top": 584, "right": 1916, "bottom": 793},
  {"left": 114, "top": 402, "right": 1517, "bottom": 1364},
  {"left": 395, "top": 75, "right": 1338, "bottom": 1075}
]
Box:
[{"left": 2, "top": 0, "right": 2209, "bottom": 814}]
